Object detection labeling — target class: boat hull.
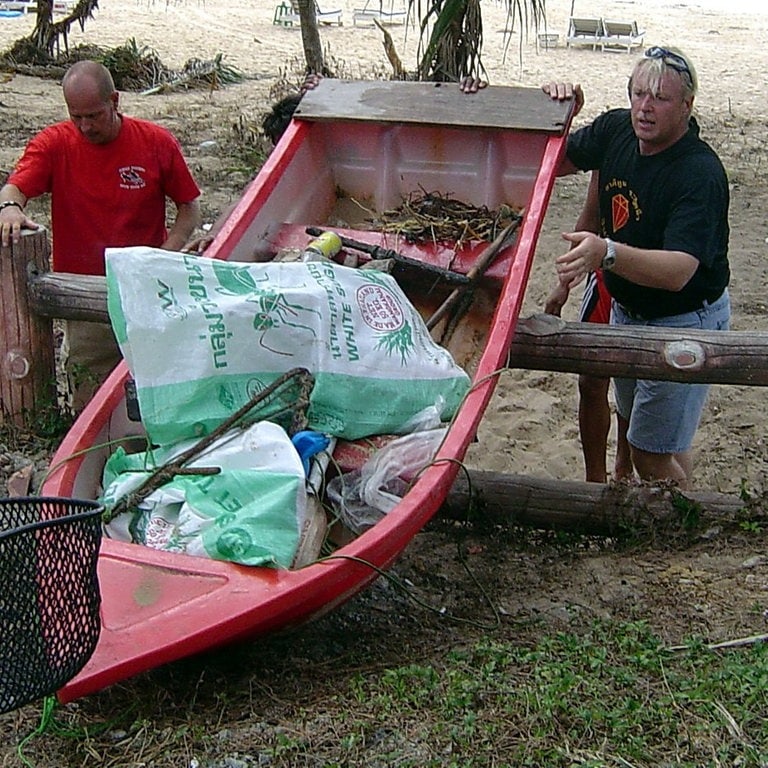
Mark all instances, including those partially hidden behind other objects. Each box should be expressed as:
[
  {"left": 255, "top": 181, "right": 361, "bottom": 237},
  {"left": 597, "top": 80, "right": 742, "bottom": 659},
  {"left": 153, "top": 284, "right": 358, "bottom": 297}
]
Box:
[{"left": 43, "top": 80, "right": 573, "bottom": 702}]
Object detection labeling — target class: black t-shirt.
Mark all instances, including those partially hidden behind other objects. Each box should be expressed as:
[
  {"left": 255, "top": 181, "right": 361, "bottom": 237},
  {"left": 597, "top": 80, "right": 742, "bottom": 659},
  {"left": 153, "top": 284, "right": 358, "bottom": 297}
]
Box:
[{"left": 567, "top": 109, "right": 730, "bottom": 318}]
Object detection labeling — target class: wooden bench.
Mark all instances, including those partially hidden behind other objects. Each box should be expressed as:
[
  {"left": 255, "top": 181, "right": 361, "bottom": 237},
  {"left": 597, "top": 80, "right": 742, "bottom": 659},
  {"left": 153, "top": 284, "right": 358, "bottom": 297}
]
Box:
[{"left": 537, "top": 32, "right": 559, "bottom": 50}]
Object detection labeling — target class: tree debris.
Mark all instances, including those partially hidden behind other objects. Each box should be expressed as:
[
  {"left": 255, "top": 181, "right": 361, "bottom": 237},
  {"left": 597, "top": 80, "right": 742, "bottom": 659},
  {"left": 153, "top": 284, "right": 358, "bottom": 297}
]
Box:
[
  {"left": 1, "top": 37, "right": 243, "bottom": 93},
  {"left": 371, "top": 190, "right": 521, "bottom": 247}
]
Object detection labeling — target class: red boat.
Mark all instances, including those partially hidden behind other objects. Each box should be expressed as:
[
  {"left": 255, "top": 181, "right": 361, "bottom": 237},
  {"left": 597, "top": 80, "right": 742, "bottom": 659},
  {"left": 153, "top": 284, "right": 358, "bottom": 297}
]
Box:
[{"left": 42, "top": 79, "right": 573, "bottom": 702}]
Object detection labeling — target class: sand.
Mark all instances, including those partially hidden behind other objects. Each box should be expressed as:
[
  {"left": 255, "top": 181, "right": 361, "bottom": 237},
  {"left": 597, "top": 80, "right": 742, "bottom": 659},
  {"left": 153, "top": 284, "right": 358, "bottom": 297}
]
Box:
[{"left": 1, "top": 0, "right": 767, "bottom": 494}]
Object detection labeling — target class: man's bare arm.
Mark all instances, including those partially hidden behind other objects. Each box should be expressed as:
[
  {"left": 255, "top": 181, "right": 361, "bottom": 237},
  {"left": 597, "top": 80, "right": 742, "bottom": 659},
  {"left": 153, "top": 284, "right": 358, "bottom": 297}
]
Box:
[{"left": 163, "top": 199, "right": 202, "bottom": 252}]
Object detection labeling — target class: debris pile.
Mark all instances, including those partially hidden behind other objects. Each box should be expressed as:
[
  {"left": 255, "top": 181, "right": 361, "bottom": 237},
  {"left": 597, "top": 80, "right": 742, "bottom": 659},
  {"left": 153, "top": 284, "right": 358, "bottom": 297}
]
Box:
[{"left": 372, "top": 191, "right": 521, "bottom": 247}]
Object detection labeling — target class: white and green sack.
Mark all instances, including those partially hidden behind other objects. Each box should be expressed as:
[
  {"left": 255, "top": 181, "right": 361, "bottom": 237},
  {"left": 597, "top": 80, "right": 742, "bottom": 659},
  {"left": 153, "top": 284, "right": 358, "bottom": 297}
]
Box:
[
  {"left": 101, "top": 421, "right": 308, "bottom": 567},
  {"left": 105, "top": 247, "right": 470, "bottom": 447}
]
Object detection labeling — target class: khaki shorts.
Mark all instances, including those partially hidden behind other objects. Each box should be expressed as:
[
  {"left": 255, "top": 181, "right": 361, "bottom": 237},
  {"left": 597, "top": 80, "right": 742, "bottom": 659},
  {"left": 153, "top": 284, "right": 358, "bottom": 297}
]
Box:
[{"left": 62, "top": 320, "right": 121, "bottom": 412}]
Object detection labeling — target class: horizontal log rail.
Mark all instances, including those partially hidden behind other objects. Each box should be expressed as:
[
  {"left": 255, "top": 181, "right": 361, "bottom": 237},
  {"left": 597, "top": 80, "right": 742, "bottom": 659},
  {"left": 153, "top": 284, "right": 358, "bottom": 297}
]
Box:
[
  {"left": 29, "top": 272, "right": 768, "bottom": 386},
  {"left": 508, "top": 313, "right": 768, "bottom": 386},
  {"left": 440, "top": 468, "right": 758, "bottom": 537},
  {"left": 6, "top": 228, "right": 768, "bottom": 427},
  {"left": 29, "top": 274, "right": 768, "bottom": 386},
  {"left": 29, "top": 271, "right": 111, "bottom": 323}
]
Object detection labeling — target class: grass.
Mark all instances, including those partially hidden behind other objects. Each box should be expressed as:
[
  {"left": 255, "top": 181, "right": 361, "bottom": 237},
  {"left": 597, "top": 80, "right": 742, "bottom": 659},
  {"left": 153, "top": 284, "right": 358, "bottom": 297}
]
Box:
[
  {"left": 0, "top": 396, "right": 73, "bottom": 452},
  {"left": 334, "top": 622, "right": 768, "bottom": 767},
  {"left": 9, "top": 619, "right": 768, "bottom": 767}
]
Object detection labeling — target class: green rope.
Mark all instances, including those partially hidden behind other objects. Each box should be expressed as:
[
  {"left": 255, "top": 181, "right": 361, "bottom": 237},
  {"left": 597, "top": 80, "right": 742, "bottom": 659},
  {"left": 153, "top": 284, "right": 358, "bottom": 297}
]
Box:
[
  {"left": 16, "top": 694, "right": 135, "bottom": 765},
  {"left": 17, "top": 695, "right": 57, "bottom": 767}
]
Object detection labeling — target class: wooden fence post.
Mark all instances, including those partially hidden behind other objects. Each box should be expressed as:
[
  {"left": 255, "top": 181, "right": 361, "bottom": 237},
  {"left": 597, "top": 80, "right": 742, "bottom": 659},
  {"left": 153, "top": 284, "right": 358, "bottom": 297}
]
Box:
[{"left": 0, "top": 228, "right": 57, "bottom": 427}]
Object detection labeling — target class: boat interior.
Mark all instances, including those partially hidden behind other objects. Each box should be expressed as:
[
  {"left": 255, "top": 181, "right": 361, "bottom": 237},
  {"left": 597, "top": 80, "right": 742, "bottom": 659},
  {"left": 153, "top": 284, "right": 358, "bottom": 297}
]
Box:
[{"left": 46, "top": 80, "right": 573, "bottom": 570}]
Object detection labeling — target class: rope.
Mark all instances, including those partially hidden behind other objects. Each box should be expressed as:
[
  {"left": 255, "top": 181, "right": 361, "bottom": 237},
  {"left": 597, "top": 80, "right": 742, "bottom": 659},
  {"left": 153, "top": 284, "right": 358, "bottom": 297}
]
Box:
[
  {"left": 16, "top": 696, "right": 134, "bottom": 766},
  {"left": 17, "top": 696, "right": 57, "bottom": 767}
]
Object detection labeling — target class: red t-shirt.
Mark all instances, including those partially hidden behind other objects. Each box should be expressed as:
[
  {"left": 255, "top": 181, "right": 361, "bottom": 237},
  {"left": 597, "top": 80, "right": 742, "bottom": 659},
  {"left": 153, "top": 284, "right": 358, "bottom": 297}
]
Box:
[{"left": 9, "top": 116, "right": 201, "bottom": 275}]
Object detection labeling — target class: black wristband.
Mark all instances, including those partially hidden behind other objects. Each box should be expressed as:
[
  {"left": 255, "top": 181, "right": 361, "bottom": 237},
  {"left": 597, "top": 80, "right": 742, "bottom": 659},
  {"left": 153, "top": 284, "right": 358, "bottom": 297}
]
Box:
[{"left": 0, "top": 200, "right": 23, "bottom": 213}]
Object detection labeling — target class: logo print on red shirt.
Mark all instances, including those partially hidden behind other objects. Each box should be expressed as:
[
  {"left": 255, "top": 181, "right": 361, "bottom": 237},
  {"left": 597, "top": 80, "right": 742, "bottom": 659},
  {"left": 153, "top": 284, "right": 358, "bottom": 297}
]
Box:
[
  {"left": 119, "top": 166, "right": 147, "bottom": 189},
  {"left": 612, "top": 193, "right": 630, "bottom": 232}
]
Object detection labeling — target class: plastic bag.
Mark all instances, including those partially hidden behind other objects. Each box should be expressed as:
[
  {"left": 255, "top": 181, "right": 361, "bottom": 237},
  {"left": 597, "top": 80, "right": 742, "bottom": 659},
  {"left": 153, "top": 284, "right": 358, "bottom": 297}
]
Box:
[
  {"left": 327, "top": 427, "right": 447, "bottom": 534},
  {"left": 105, "top": 247, "right": 470, "bottom": 447}
]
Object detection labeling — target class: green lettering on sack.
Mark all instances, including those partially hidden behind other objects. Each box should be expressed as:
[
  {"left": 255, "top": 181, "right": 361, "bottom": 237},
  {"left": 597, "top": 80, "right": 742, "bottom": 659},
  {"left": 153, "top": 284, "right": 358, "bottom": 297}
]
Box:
[
  {"left": 183, "top": 255, "right": 231, "bottom": 369},
  {"left": 339, "top": 302, "right": 356, "bottom": 360}
]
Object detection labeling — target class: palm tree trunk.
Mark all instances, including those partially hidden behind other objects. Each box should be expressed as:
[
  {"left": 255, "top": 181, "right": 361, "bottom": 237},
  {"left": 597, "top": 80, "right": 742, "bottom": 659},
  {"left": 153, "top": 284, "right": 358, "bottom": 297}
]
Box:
[
  {"left": 30, "top": 0, "right": 54, "bottom": 52},
  {"left": 29, "top": 0, "right": 99, "bottom": 57},
  {"left": 297, "top": 0, "right": 325, "bottom": 74}
]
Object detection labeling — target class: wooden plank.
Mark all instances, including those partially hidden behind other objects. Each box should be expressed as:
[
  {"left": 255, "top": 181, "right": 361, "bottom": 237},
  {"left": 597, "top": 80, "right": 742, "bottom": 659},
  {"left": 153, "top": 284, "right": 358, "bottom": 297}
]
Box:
[{"left": 296, "top": 79, "right": 572, "bottom": 134}]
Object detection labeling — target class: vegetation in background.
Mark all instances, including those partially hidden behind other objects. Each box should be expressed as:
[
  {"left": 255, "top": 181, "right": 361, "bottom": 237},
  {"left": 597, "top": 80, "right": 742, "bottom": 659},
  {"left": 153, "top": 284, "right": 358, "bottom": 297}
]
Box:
[
  {"left": 1, "top": 37, "right": 243, "bottom": 93},
  {"left": 15, "top": 0, "right": 99, "bottom": 62},
  {"left": 288, "top": 0, "right": 546, "bottom": 82},
  {"left": 2, "top": 0, "right": 545, "bottom": 87}
]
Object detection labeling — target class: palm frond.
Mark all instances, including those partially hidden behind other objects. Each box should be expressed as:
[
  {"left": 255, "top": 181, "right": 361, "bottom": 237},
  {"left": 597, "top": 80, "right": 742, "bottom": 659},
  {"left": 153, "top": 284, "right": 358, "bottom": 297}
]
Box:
[{"left": 407, "top": 0, "right": 546, "bottom": 82}]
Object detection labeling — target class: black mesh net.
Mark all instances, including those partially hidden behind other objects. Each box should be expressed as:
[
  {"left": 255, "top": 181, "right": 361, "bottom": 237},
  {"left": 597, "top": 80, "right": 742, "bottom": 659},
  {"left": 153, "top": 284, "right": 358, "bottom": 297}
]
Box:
[{"left": 0, "top": 498, "right": 103, "bottom": 714}]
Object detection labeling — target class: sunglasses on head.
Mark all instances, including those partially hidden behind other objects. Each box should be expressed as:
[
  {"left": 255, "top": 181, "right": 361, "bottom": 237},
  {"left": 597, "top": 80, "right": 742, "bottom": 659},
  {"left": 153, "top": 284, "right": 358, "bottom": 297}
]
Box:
[{"left": 643, "top": 46, "right": 691, "bottom": 77}]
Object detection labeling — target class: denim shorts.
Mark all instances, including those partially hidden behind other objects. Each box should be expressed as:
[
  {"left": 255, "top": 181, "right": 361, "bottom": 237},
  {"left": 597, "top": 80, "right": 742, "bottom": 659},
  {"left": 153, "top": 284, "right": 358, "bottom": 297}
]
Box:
[{"left": 612, "top": 289, "right": 730, "bottom": 454}]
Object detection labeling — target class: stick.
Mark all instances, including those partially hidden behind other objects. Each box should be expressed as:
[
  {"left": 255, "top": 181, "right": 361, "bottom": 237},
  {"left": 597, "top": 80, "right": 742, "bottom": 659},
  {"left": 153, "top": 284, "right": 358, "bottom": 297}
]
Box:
[
  {"left": 426, "top": 216, "right": 522, "bottom": 331},
  {"left": 304, "top": 227, "right": 470, "bottom": 285},
  {"left": 666, "top": 633, "right": 768, "bottom": 652},
  {"left": 103, "top": 367, "right": 314, "bottom": 523}
]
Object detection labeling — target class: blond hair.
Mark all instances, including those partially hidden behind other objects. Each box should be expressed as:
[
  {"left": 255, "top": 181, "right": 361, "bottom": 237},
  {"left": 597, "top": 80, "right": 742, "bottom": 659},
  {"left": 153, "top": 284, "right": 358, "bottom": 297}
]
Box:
[{"left": 631, "top": 47, "right": 697, "bottom": 100}]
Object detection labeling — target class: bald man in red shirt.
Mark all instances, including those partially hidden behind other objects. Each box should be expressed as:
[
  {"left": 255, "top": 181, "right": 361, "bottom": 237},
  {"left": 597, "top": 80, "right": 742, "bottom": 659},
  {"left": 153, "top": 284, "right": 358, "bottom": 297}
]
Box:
[{"left": 0, "top": 60, "right": 201, "bottom": 409}]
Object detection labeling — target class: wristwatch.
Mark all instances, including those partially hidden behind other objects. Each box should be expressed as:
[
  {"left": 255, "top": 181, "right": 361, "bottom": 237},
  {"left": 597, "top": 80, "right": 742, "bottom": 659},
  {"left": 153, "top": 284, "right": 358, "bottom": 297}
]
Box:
[{"left": 601, "top": 237, "right": 617, "bottom": 271}]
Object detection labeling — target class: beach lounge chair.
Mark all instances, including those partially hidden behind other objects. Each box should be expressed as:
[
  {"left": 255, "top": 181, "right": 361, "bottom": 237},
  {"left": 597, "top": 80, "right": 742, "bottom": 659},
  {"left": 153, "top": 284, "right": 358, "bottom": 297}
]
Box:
[
  {"left": 352, "top": 1, "right": 406, "bottom": 27},
  {"left": 273, "top": 2, "right": 299, "bottom": 26},
  {"left": 601, "top": 19, "right": 645, "bottom": 54},
  {"left": 290, "top": 0, "right": 343, "bottom": 25},
  {"left": 566, "top": 17, "right": 604, "bottom": 51},
  {"left": 0, "top": 0, "right": 35, "bottom": 13}
]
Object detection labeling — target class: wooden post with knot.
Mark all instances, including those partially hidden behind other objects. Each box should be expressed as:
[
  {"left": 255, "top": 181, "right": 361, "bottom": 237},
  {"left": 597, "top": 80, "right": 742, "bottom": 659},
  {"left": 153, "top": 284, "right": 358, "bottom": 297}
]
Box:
[{"left": 0, "top": 227, "right": 57, "bottom": 426}]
